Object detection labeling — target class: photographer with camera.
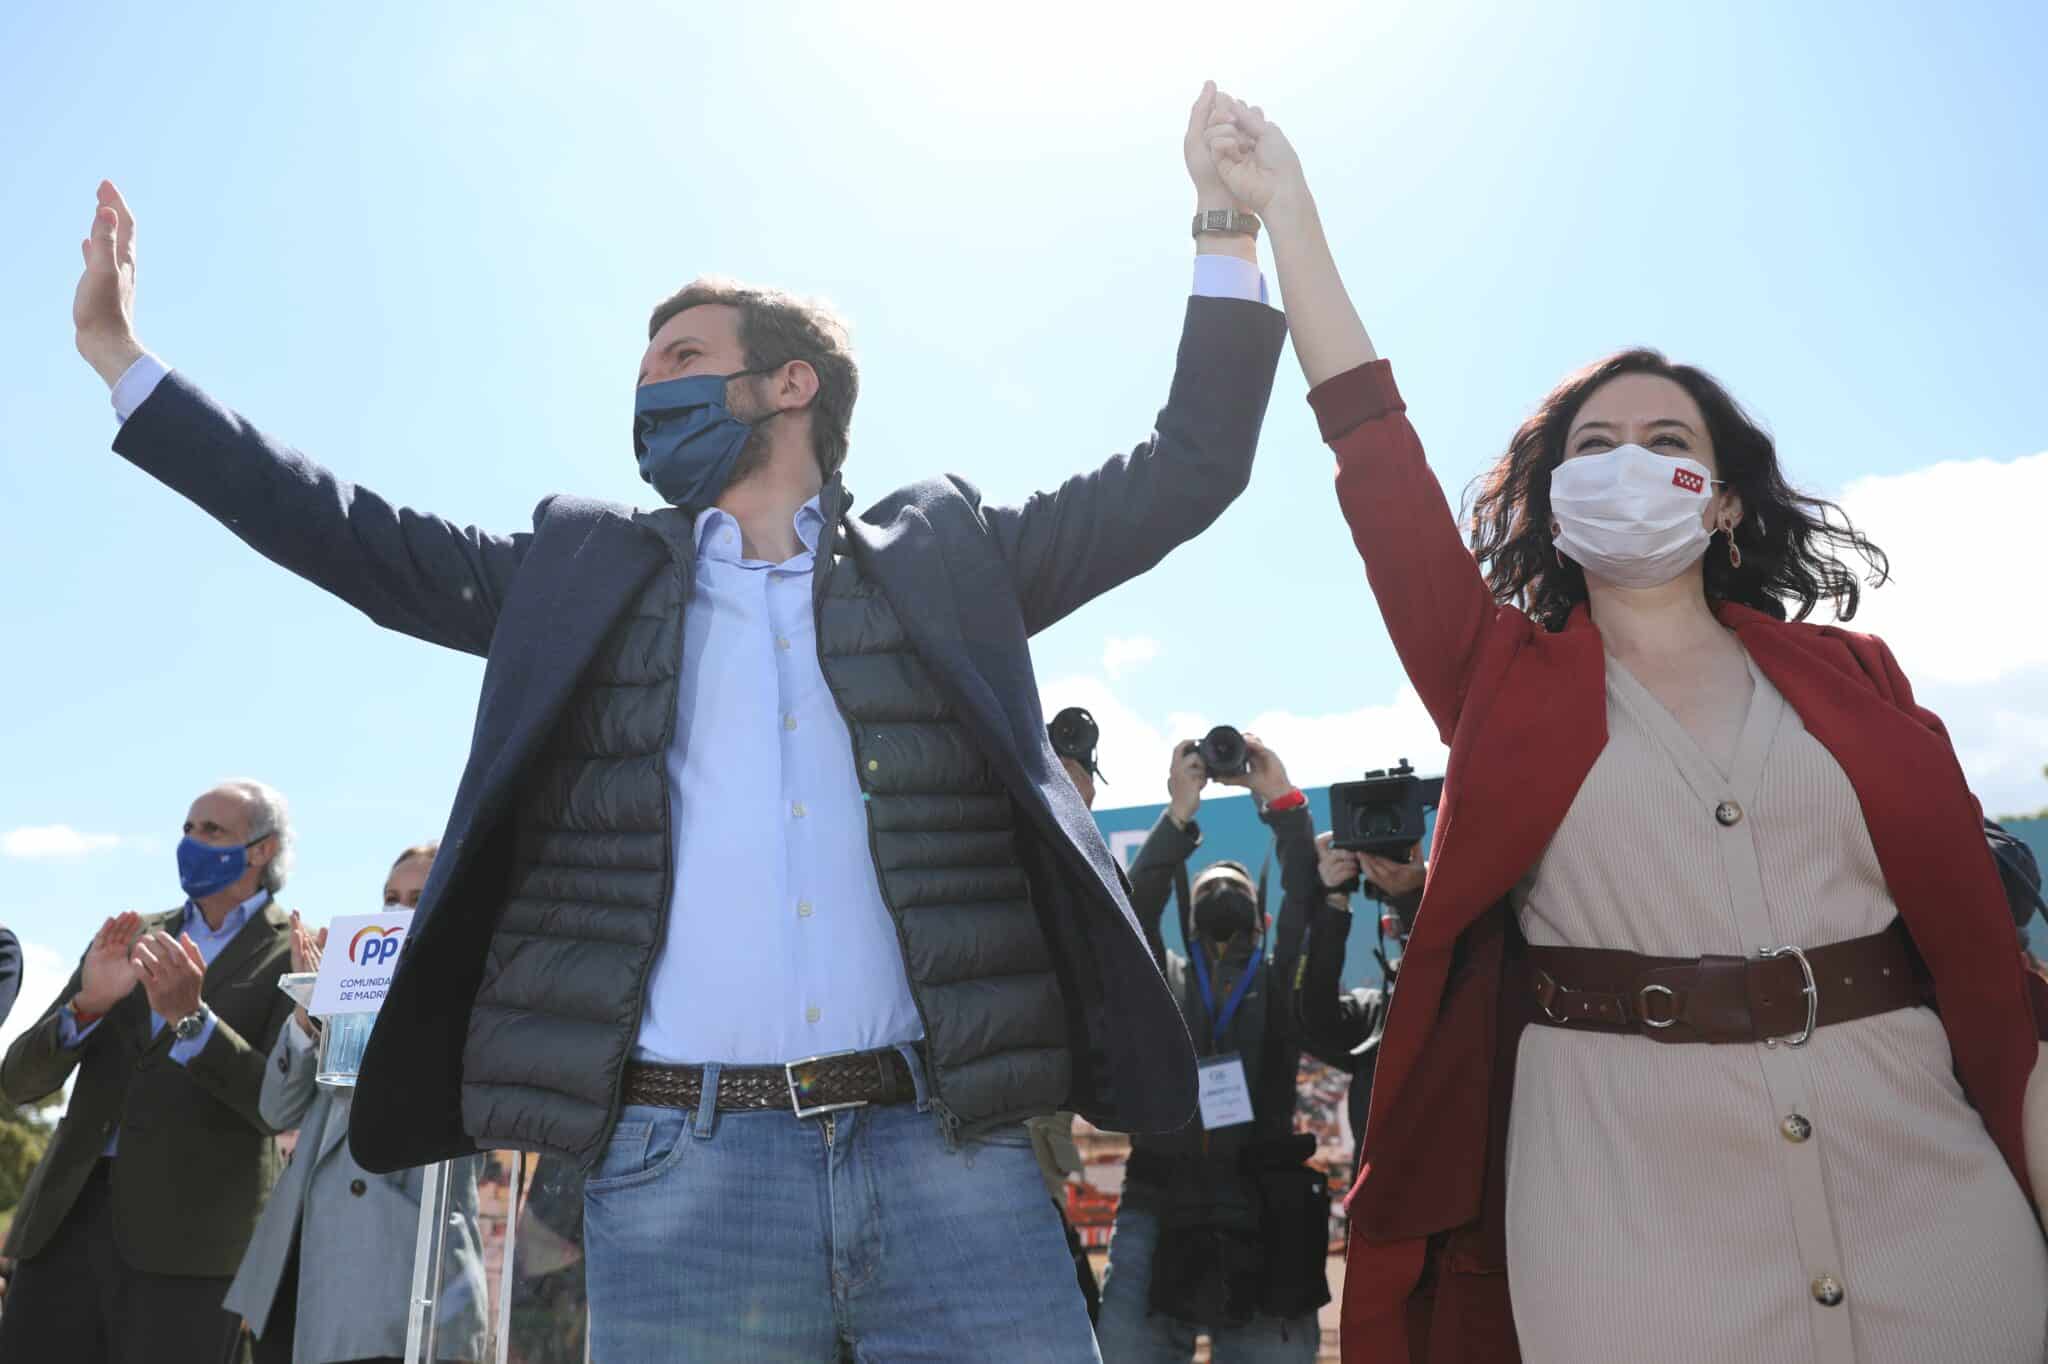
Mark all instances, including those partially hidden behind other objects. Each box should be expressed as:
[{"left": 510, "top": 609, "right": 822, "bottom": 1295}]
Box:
[
  {"left": 1095, "top": 730, "right": 1335, "bottom": 1362},
  {"left": 1295, "top": 834, "right": 1425, "bottom": 1166}
]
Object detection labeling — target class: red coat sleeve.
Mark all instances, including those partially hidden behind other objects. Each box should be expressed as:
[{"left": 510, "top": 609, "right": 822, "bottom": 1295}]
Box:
[{"left": 1312, "top": 361, "right": 1500, "bottom": 742}]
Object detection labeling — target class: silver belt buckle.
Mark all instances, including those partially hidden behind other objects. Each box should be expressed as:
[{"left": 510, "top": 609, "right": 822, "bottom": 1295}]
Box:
[
  {"left": 1758, "top": 944, "right": 1819, "bottom": 1048},
  {"left": 785, "top": 1049, "right": 873, "bottom": 1120}
]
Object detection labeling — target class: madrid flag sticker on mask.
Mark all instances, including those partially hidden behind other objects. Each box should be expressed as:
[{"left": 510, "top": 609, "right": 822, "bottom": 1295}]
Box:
[{"left": 308, "top": 910, "right": 415, "bottom": 1017}]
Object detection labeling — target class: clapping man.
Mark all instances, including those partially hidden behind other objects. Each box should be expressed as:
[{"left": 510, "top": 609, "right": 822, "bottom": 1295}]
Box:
[
  {"left": 65, "top": 87, "right": 1286, "bottom": 1359},
  {"left": 0, "top": 781, "right": 296, "bottom": 1364}
]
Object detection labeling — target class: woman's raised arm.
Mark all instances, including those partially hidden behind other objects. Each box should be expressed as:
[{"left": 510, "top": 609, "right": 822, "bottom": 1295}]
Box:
[{"left": 1205, "top": 99, "right": 1501, "bottom": 737}]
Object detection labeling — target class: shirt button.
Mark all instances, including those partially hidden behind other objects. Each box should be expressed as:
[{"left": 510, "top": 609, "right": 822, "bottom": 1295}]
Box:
[
  {"left": 349, "top": 1179, "right": 368, "bottom": 1197},
  {"left": 784, "top": 715, "right": 798, "bottom": 732},
  {"left": 791, "top": 801, "right": 806, "bottom": 819},
  {"left": 1715, "top": 800, "right": 1744, "bottom": 827},
  {"left": 866, "top": 759, "right": 879, "bottom": 773},
  {"left": 1810, "top": 1274, "right": 1844, "bottom": 1306},
  {"left": 797, "top": 900, "right": 814, "bottom": 919},
  {"left": 776, "top": 637, "right": 791, "bottom": 651},
  {"left": 1781, "top": 1113, "right": 1813, "bottom": 1143},
  {"left": 805, "top": 1006, "right": 821, "bottom": 1024}
]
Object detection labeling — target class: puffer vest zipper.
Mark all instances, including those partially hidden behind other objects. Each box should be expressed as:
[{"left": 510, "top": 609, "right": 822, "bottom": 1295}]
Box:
[{"left": 810, "top": 509, "right": 1071, "bottom": 1135}]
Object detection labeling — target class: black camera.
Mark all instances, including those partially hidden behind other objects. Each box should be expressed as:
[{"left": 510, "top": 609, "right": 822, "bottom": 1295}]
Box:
[
  {"left": 1328, "top": 759, "right": 1443, "bottom": 856},
  {"left": 1194, "top": 724, "right": 1250, "bottom": 779},
  {"left": 1048, "top": 706, "right": 1102, "bottom": 777}
]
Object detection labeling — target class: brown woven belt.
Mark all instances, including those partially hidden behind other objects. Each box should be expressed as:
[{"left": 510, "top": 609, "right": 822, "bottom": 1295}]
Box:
[
  {"left": 1527, "top": 918, "right": 1926, "bottom": 1046},
  {"left": 621, "top": 1047, "right": 918, "bottom": 1118}
]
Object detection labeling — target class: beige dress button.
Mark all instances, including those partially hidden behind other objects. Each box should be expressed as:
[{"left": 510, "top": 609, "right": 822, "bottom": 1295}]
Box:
[
  {"left": 776, "top": 636, "right": 791, "bottom": 651},
  {"left": 797, "top": 900, "right": 814, "bottom": 919},
  {"left": 1781, "top": 1113, "right": 1813, "bottom": 1142},
  {"left": 866, "top": 759, "right": 879, "bottom": 772},
  {"left": 791, "top": 801, "right": 806, "bottom": 819},
  {"left": 1715, "top": 800, "right": 1743, "bottom": 826},
  {"left": 805, "top": 1006, "right": 821, "bottom": 1024},
  {"left": 1810, "top": 1274, "right": 1844, "bottom": 1306},
  {"left": 784, "top": 715, "right": 798, "bottom": 732}
]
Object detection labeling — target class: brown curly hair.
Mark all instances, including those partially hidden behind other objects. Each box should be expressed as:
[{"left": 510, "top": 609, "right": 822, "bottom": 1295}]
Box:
[{"left": 1467, "top": 349, "right": 1889, "bottom": 631}]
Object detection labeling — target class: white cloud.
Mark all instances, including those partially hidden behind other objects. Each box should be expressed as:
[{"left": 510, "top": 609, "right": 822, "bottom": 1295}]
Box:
[
  {"left": 1101, "top": 635, "right": 1162, "bottom": 681},
  {"left": 1833, "top": 451, "right": 2048, "bottom": 686},
  {"left": 1, "top": 826, "right": 127, "bottom": 860},
  {"left": 1826, "top": 449, "right": 2048, "bottom": 816}
]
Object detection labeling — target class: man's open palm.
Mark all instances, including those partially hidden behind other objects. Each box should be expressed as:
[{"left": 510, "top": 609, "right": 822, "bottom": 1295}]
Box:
[
  {"left": 74, "top": 180, "right": 143, "bottom": 385},
  {"left": 77, "top": 911, "right": 144, "bottom": 1014}
]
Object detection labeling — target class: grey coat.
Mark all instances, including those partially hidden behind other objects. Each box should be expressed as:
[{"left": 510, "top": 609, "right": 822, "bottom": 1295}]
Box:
[{"left": 225, "top": 1022, "right": 487, "bottom": 1363}]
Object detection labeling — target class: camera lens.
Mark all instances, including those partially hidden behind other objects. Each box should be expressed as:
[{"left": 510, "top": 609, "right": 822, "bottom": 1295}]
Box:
[
  {"left": 1352, "top": 804, "right": 1403, "bottom": 841},
  {"left": 1049, "top": 707, "right": 1099, "bottom": 763},
  {"left": 1197, "top": 725, "right": 1249, "bottom": 778}
]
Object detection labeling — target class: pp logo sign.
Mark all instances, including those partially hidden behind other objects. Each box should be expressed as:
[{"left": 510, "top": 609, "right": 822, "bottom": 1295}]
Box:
[
  {"left": 1671, "top": 468, "right": 1706, "bottom": 494},
  {"left": 349, "top": 924, "right": 405, "bottom": 968},
  {"left": 308, "top": 910, "right": 416, "bottom": 1017}
]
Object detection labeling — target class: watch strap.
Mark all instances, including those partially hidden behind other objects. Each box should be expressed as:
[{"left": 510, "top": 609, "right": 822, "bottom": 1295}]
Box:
[{"left": 1192, "top": 208, "right": 1262, "bottom": 239}]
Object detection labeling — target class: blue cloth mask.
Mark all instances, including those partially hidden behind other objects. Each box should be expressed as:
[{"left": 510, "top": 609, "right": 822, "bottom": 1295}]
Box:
[
  {"left": 177, "top": 835, "right": 256, "bottom": 898},
  {"left": 633, "top": 369, "right": 770, "bottom": 509}
]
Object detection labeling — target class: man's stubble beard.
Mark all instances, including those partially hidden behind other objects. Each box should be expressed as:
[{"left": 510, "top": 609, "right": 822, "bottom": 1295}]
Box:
[{"left": 722, "top": 423, "right": 776, "bottom": 490}]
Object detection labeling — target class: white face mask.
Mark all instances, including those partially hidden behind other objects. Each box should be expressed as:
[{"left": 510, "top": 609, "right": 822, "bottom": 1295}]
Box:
[{"left": 1549, "top": 443, "right": 1716, "bottom": 589}]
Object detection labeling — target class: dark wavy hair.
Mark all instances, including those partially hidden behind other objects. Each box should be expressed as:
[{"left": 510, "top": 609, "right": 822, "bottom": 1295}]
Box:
[{"left": 1467, "top": 349, "right": 1889, "bottom": 631}]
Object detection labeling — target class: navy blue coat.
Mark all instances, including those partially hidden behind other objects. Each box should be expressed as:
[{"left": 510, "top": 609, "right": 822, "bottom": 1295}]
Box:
[{"left": 110, "top": 296, "right": 1288, "bottom": 1170}]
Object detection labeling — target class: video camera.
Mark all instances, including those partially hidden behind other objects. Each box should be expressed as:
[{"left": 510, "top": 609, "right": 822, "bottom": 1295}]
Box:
[{"left": 1328, "top": 759, "right": 1443, "bottom": 857}]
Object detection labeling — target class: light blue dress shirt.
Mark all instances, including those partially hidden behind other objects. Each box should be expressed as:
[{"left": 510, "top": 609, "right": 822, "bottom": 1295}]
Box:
[
  {"left": 59, "top": 889, "right": 268, "bottom": 1154},
  {"left": 111, "top": 255, "right": 1270, "bottom": 1066},
  {"left": 632, "top": 496, "right": 928, "bottom": 1064}
]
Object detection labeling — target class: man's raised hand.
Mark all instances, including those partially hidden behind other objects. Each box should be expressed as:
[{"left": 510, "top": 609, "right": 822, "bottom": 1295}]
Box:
[
  {"left": 1184, "top": 81, "right": 1245, "bottom": 212},
  {"left": 74, "top": 180, "right": 145, "bottom": 388},
  {"left": 75, "top": 911, "right": 145, "bottom": 1015}
]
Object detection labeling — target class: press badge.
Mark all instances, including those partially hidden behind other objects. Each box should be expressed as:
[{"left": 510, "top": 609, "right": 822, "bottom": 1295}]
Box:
[{"left": 1196, "top": 1053, "right": 1255, "bottom": 1130}]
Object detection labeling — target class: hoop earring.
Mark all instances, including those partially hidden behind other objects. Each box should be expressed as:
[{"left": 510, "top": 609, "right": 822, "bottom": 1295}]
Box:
[{"left": 1719, "top": 524, "right": 1741, "bottom": 570}]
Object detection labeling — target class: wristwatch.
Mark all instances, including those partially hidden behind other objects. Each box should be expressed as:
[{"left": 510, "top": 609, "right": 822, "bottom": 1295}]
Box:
[
  {"left": 172, "top": 1005, "right": 210, "bottom": 1044},
  {"left": 1192, "top": 208, "right": 1261, "bottom": 239}
]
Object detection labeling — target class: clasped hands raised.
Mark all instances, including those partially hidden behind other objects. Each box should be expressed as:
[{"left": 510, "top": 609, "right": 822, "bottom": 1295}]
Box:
[{"left": 1183, "top": 80, "right": 1310, "bottom": 228}]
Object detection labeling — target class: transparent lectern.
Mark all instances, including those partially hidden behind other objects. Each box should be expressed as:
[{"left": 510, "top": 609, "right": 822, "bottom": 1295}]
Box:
[{"left": 278, "top": 972, "right": 492, "bottom": 1363}]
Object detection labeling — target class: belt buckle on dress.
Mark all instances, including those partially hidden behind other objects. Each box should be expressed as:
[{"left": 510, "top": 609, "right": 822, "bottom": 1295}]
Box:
[
  {"left": 785, "top": 1050, "right": 873, "bottom": 1120},
  {"left": 1532, "top": 969, "right": 1571, "bottom": 1024},
  {"left": 1757, "top": 944, "right": 1819, "bottom": 1048}
]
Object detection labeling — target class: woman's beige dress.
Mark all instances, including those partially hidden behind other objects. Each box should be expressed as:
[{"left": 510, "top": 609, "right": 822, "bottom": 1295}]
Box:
[{"left": 1505, "top": 653, "right": 2048, "bottom": 1363}]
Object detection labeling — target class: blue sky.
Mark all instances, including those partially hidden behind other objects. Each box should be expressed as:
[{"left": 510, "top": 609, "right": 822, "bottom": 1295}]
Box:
[{"left": 3, "top": 1, "right": 2045, "bottom": 1041}]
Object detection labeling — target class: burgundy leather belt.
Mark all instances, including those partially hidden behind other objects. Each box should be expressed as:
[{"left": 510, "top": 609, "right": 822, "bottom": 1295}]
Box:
[
  {"left": 1526, "top": 919, "right": 1925, "bottom": 1046},
  {"left": 621, "top": 1047, "right": 918, "bottom": 1118}
]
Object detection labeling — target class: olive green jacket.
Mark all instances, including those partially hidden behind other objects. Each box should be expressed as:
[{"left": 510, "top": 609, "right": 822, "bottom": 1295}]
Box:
[{"left": 0, "top": 901, "right": 294, "bottom": 1277}]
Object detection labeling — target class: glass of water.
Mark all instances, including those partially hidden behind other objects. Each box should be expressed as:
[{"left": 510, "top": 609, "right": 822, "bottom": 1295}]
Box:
[{"left": 317, "top": 1011, "right": 376, "bottom": 1089}]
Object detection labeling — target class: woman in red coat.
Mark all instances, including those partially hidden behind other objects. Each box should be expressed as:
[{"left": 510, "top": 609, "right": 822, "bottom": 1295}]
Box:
[{"left": 1197, "top": 99, "right": 2048, "bottom": 1363}]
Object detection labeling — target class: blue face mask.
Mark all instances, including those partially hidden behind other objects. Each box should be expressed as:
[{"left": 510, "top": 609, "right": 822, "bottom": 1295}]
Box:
[
  {"left": 177, "top": 835, "right": 260, "bottom": 899},
  {"left": 633, "top": 369, "right": 771, "bottom": 509}
]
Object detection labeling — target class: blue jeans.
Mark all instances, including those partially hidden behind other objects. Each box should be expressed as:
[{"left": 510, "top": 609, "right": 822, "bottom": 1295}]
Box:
[
  {"left": 582, "top": 1087, "right": 1100, "bottom": 1363},
  {"left": 1095, "top": 1202, "right": 1319, "bottom": 1364}
]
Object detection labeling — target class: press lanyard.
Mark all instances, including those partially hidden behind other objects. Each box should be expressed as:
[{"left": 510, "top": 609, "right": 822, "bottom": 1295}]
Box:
[{"left": 1189, "top": 941, "right": 1262, "bottom": 1049}]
